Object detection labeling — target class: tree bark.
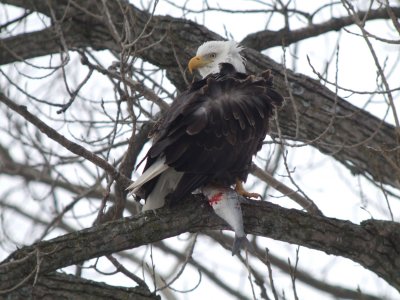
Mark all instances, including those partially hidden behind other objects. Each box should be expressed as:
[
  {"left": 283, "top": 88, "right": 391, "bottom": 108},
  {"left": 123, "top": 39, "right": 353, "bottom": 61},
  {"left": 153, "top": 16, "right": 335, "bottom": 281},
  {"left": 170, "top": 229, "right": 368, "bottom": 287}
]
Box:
[
  {"left": 240, "top": 7, "right": 400, "bottom": 50},
  {"left": 1, "top": 196, "right": 399, "bottom": 292},
  {"left": 3, "top": 272, "right": 159, "bottom": 300}
]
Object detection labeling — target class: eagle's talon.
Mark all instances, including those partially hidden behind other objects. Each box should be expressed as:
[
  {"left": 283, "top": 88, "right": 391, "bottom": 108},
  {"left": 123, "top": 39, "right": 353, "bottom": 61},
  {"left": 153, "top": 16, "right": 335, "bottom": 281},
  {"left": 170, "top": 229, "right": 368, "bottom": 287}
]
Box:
[
  {"left": 235, "top": 180, "right": 262, "bottom": 200},
  {"left": 243, "top": 192, "right": 262, "bottom": 199}
]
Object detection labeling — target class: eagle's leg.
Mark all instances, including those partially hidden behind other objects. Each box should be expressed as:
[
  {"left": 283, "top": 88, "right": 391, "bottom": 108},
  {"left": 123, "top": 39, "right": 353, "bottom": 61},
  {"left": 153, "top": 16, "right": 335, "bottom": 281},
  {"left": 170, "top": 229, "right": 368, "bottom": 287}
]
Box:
[{"left": 235, "top": 179, "right": 261, "bottom": 199}]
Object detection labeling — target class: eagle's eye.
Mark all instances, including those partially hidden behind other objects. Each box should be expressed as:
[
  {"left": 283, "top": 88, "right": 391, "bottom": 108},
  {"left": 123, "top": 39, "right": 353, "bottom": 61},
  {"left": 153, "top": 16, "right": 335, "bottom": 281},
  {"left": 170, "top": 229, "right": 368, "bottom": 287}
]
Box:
[{"left": 209, "top": 53, "right": 217, "bottom": 59}]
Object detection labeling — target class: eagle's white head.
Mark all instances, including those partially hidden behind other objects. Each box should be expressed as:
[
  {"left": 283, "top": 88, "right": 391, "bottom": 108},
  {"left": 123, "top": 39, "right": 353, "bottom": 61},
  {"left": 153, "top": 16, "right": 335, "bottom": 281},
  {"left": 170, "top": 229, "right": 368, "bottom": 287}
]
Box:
[{"left": 188, "top": 41, "right": 246, "bottom": 78}]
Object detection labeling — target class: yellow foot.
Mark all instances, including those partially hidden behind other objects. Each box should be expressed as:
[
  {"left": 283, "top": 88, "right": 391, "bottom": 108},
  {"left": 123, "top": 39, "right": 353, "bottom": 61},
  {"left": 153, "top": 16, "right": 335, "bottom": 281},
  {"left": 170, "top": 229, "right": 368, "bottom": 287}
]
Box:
[{"left": 235, "top": 179, "right": 261, "bottom": 199}]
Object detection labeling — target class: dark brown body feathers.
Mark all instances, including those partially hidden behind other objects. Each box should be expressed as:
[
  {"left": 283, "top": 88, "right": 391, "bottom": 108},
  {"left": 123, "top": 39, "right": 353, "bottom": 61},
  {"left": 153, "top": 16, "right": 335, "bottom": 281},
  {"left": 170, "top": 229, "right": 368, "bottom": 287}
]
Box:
[{"left": 137, "top": 63, "right": 283, "bottom": 205}]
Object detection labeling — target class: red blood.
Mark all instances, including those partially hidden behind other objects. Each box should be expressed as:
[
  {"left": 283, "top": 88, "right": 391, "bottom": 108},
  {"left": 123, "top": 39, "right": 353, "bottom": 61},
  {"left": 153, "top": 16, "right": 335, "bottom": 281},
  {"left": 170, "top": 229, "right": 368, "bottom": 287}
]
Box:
[{"left": 208, "top": 192, "right": 223, "bottom": 206}]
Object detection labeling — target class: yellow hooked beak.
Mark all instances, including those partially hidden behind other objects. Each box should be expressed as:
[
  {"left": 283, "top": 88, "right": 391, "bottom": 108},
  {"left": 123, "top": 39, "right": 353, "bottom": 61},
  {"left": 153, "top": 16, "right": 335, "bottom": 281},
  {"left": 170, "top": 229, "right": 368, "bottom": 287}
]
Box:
[{"left": 188, "top": 55, "right": 210, "bottom": 74}]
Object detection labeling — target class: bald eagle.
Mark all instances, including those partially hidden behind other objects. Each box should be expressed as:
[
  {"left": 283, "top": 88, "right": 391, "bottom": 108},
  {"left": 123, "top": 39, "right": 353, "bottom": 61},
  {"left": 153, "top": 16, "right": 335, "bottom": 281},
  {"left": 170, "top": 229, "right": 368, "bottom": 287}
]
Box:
[{"left": 128, "top": 41, "right": 283, "bottom": 211}]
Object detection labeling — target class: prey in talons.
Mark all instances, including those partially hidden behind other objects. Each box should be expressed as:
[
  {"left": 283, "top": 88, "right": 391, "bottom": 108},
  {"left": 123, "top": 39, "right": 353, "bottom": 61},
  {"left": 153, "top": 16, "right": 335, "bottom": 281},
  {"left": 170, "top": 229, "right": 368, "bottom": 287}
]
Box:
[{"left": 202, "top": 185, "right": 255, "bottom": 256}]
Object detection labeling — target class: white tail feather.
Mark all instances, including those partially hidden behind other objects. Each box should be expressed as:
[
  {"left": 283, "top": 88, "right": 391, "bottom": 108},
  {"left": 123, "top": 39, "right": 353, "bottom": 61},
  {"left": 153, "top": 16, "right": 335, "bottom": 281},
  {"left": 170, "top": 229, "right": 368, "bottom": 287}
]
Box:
[
  {"left": 127, "top": 157, "right": 168, "bottom": 193},
  {"left": 143, "top": 169, "right": 183, "bottom": 211}
]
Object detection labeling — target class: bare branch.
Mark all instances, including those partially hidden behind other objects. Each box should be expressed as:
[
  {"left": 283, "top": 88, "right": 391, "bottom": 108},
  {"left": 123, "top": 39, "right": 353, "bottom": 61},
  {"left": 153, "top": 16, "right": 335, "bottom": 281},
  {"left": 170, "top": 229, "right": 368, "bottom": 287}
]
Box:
[
  {"left": 1, "top": 197, "right": 399, "bottom": 292},
  {"left": 1, "top": 0, "right": 400, "bottom": 190},
  {"left": 0, "top": 92, "right": 132, "bottom": 189},
  {"left": 4, "top": 272, "right": 159, "bottom": 299},
  {"left": 251, "top": 163, "right": 323, "bottom": 216},
  {"left": 241, "top": 6, "right": 400, "bottom": 50}
]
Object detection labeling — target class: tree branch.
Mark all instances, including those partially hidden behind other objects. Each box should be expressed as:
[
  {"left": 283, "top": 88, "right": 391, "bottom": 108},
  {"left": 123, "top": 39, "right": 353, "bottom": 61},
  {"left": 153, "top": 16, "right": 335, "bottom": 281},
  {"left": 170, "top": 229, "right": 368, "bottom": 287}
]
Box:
[
  {"left": 241, "top": 7, "right": 400, "bottom": 50},
  {"left": 1, "top": 0, "right": 399, "bottom": 191},
  {"left": 207, "top": 232, "right": 382, "bottom": 300},
  {"left": 4, "top": 272, "right": 159, "bottom": 300},
  {"left": 1, "top": 196, "right": 399, "bottom": 293},
  {"left": 0, "top": 144, "right": 109, "bottom": 200},
  {"left": 0, "top": 92, "right": 132, "bottom": 189}
]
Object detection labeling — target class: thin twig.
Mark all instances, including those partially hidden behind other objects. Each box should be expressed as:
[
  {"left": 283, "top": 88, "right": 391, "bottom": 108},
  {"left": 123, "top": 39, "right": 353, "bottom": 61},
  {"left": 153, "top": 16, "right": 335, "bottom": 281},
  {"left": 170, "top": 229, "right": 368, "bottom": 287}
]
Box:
[
  {"left": 0, "top": 92, "right": 132, "bottom": 188},
  {"left": 265, "top": 248, "right": 279, "bottom": 300},
  {"left": 106, "top": 254, "right": 149, "bottom": 288},
  {"left": 251, "top": 163, "right": 323, "bottom": 216}
]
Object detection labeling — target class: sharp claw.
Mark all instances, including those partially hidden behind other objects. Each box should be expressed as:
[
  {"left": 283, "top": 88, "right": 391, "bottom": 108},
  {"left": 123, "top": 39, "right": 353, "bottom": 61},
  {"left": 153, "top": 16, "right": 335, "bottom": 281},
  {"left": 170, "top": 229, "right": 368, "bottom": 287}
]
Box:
[
  {"left": 234, "top": 180, "right": 262, "bottom": 200},
  {"left": 245, "top": 192, "right": 262, "bottom": 199}
]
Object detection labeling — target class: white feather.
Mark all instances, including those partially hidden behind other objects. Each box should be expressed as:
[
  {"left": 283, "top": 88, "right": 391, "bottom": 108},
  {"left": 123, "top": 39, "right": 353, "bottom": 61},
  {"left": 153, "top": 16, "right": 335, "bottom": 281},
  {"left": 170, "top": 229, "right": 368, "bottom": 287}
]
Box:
[
  {"left": 143, "top": 168, "right": 183, "bottom": 211},
  {"left": 127, "top": 157, "right": 168, "bottom": 193},
  {"left": 196, "top": 40, "right": 246, "bottom": 77}
]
